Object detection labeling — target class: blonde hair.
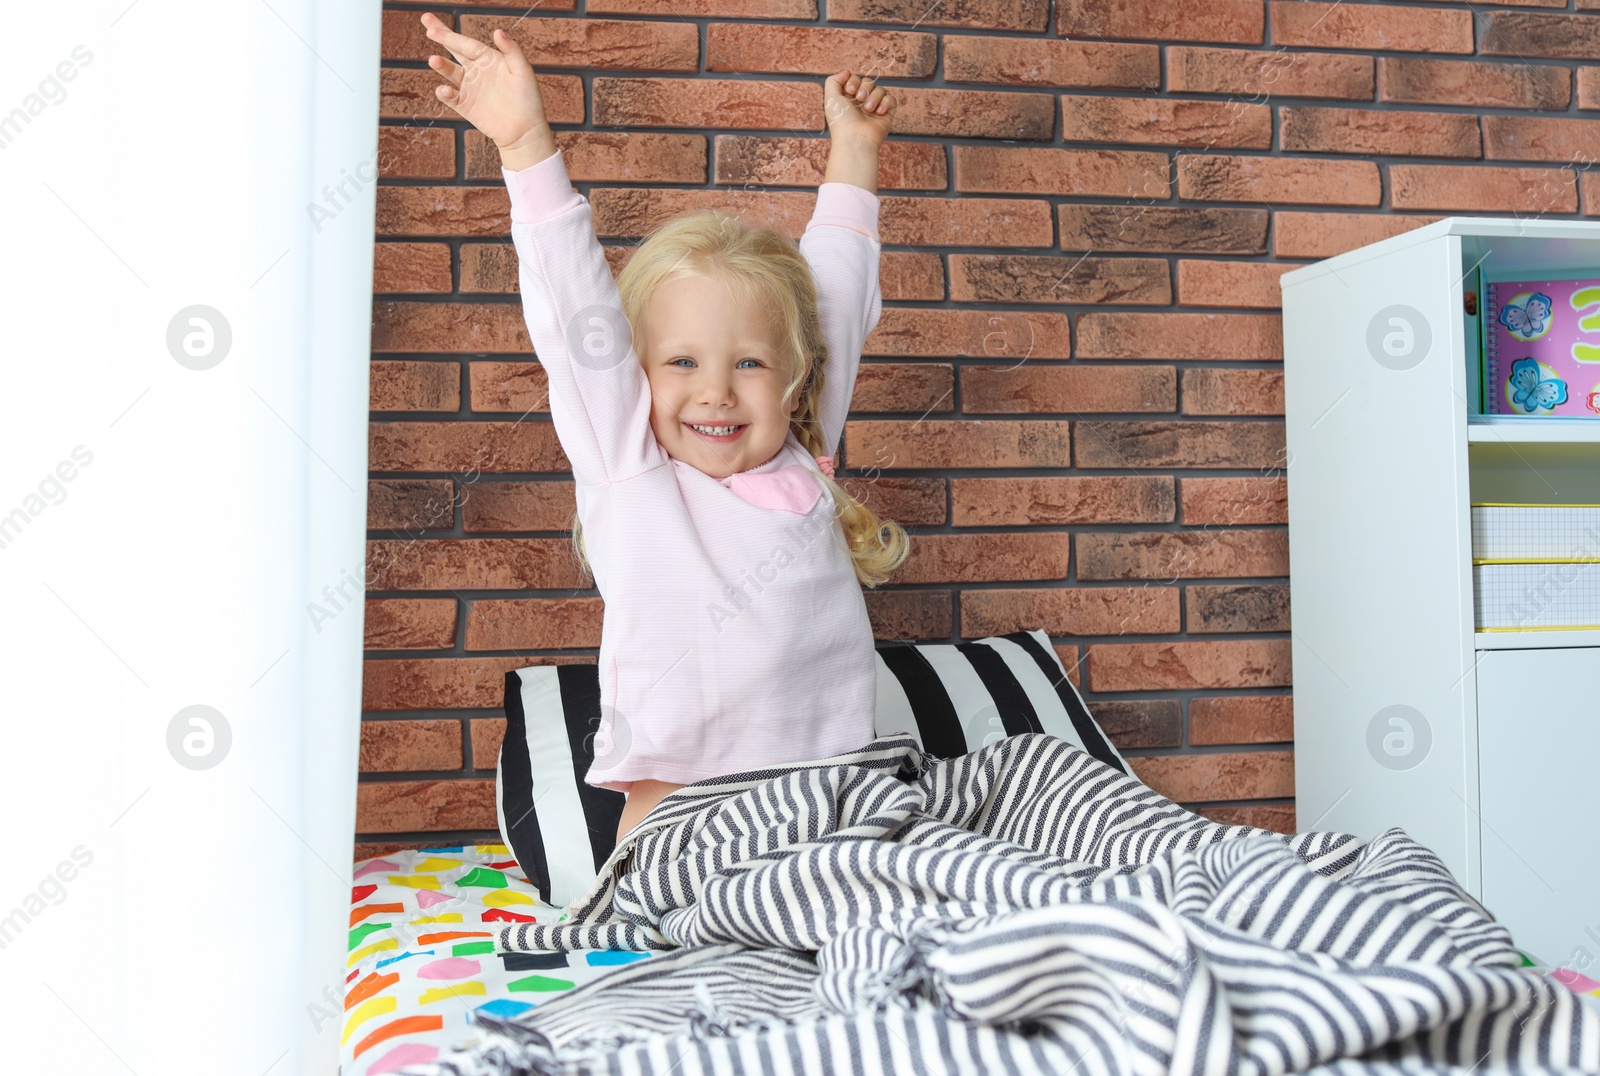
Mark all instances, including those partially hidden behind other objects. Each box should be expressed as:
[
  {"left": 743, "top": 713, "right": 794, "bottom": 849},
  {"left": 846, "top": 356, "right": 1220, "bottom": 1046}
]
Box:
[{"left": 567, "top": 208, "right": 910, "bottom": 588}]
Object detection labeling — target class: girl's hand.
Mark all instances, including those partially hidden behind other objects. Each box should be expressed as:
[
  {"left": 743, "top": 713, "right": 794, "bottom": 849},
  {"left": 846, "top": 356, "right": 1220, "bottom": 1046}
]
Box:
[
  {"left": 420, "top": 12, "right": 551, "bottom": 154},
  {"left": 824, "top": 69, "right": 895, "bottom": 147}
]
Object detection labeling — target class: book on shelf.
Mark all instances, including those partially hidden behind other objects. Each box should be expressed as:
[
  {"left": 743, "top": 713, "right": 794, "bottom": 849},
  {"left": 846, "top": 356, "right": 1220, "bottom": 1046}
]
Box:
[{"left": 1479, "top": 272, "right": 1600, "bottom": 418}]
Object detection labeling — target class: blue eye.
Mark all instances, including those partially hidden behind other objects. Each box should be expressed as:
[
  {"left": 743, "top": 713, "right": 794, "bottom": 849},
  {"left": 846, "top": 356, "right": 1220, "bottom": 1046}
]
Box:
[{"left": 670, "top": 358, "right": 764, "bottom": 368}]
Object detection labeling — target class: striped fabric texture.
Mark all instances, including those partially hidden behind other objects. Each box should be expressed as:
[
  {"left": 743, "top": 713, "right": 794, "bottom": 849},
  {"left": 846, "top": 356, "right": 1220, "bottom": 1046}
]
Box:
[
  {"left": 497, "top": 629, "right": 1128, "bottom": 909},
  {"left": 423, "top": 733, "right": 1600, "bottom": 1076}
]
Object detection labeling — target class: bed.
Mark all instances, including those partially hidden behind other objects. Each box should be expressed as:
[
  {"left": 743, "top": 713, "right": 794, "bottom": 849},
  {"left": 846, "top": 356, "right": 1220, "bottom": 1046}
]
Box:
[
  {"left": 343, "top": 744, "right": 1600, "bottom": 1075},
  {"left": 344, "top": 634, "right": 1600, "bottom": 1074}
]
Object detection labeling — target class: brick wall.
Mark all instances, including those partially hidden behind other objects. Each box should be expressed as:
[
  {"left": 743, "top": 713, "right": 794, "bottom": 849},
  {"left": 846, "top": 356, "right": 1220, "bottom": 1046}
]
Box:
[{"left": 353, "top": 0, "right": 1600, "bottom": 860}]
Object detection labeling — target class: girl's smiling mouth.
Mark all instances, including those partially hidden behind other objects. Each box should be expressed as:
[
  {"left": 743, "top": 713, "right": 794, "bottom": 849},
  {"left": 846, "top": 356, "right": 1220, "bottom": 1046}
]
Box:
[{"left": 685, "top": 422, "right": 746, "bottom": 442}]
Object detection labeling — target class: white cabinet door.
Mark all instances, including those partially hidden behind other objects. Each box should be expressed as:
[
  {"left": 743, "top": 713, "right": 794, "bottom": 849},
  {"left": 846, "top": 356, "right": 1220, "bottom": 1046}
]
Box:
[{"left": 1476, "top": 646, "right": 1600, "bottom": 969}]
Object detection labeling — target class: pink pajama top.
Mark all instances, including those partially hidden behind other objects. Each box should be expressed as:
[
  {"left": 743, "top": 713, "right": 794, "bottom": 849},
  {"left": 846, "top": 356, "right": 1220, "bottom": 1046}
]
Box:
[{"left": 501, "top": 149, "right": 884, "bottom": 793}]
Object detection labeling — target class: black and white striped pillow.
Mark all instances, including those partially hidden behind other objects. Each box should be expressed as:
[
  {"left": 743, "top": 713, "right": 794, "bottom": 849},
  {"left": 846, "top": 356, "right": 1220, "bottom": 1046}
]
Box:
[{"left": 496, "top": 629, "right": 1129, "bottom": 908}]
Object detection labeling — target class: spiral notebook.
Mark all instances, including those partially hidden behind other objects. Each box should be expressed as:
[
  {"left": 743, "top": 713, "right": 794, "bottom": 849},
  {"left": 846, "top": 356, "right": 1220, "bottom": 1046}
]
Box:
[{"left": 1482, "top": 274, "right": 1600, "bottom": 417}]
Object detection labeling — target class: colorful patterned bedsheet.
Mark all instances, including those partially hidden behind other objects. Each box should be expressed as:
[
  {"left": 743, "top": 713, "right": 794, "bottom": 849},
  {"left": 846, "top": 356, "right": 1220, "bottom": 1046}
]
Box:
[
  {"left": 341, "top": 845, "right": 655, "bottom": 1075},
  {"left": 343, "top": 847, "right": 1600, "bottom": 1074}
]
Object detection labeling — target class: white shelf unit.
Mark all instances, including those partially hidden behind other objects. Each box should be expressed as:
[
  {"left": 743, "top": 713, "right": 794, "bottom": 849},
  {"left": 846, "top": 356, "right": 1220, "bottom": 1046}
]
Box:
[{"left": 1281, "top": 217, "right": 1600, "bottom": 970}]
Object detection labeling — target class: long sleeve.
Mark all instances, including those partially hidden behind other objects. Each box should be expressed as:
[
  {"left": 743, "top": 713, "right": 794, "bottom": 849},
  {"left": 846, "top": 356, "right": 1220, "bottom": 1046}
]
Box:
[
  {"left": 798, "top": 182, "right": 883, "bottom": 460},
  {"left": 501, "top": 150, "right": 666, "bottom": 487}
]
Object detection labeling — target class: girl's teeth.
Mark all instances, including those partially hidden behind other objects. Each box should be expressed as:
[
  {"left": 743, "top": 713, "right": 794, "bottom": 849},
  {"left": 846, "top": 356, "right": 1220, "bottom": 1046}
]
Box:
[{"left": 692, "top": 424, "right": 740, "bottom": 435}]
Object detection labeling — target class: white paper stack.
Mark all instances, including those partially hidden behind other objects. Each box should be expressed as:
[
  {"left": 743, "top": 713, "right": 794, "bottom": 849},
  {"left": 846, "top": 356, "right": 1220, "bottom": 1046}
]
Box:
[{"left": 1471, "top": 503, "right": 1600, "bottom": 630}]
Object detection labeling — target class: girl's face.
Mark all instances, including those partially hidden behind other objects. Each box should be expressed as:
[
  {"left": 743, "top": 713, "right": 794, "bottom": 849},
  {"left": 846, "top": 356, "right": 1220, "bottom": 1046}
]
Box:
[{"left": 638, "top": 272, "right": 797, "bottom": 479}]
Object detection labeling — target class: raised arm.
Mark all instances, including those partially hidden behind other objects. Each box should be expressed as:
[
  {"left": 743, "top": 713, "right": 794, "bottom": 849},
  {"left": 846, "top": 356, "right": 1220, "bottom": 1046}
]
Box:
[
  {"left": 502, "top": 152, "right": 663, "bottom": 486},
  {"left": 799, "top": 184, "right": 882, "bottom": 459},
  {"left": 801, "top": 70, "right": 895, "bottom": 459},
  {"left": 422, "top": 13, "right": 662, "bottom": 486}
]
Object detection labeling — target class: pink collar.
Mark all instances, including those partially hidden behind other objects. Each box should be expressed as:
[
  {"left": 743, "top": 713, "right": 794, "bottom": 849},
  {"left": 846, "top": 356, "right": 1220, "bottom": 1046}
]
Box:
[{"left": 714, "top": 453, "right": 837, "bottom": 515}]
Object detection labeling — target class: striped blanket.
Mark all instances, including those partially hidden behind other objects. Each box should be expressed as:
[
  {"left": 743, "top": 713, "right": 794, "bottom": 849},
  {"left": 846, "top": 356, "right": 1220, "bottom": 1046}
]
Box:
[{"left": 414, "top": 733, "right": 1600, "bottom": 1075}]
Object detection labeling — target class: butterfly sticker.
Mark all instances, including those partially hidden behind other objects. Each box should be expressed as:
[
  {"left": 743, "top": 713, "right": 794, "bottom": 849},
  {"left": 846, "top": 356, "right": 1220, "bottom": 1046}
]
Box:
[
  {"left": 1499, "top": 292, "right": 1553, "bottom": 339},
  {"left": 1508, "top": 356, "right": 1568, "bottom": 414}
]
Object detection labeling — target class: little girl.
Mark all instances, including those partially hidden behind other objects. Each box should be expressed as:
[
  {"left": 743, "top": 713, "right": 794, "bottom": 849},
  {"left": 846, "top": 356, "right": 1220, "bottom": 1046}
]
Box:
[{"left": 420, "top": 15, "right": 910, "bottom": 844}]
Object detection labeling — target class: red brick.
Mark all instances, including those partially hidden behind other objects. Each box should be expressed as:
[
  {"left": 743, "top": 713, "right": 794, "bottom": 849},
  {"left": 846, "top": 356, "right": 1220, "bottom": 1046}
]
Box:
[
  {"left": 944, "top": 36, "right": 1159, "bottom": 89},
  {"left": 1271, "top": 2, "right": 1473, "bottom": 54},
  {"left": 955, "top": 146, "right": 1170, "bottom": 197},
  {"left": 869, "top": 309, "right": 1070, "bottom": 358},
  {"left": 896, "top": 533, "right": 1069, "bottom": 584},
  {"left": 1075, "top": 530, "right": 1288, "bottom": 580},
  {"left": 962, "top": 364, "right": 1176, "bottom": 414},
  {"left": 377, "top": 124, "right": 455, "bottom": 179},
  {"left": 1272, "top": 211, "right": 1442, "bottom": 259},
  {"left": 852, "top": 363, "right": 955, "bottom": 415},
  {"left": 1088, "top": 700, "right": 1183, "bottom": 750},
  {"left": 960, "top": 587, "right": 1181, "bottom": 637},
  {"left": 589, "top": 0, "right": 812, "bottom": 15},
  {"left": 882, "top": 253, "right": 946, "bottom": 300},
  {"left": 1076, "top": 313, "right": 1282, "bottom": 360},
  {"left": 1061, "top": 95, "right": 1271, "bottom": 150},
  {"left": 840, "top": 476, "right": 946, "bottom": 527},
  {"left": 950, "top": 255, "right": 1170, "bottom": 305},
  {"left": 1176, "top": 154, "right": 1381, "bottom": 207},
  {"left": 715, "top": 136, "right": 946, "bottom": 189},
  {"left": 1480, "top": 12, "right": 1600, "bottom": 61},
  {"left": 830, "top": 0, "right": 1047, "bottom": 32},
  {"left": 365, "top": 598, "right": 458, "bottom": 650},
  {"left": 375, "top": 188, "right": 516, "bottom": 240},
  {"left": 1167, "top": 47, "right": 1373, "bottom": 100},
  {"left": 1073, "top": 425, "right": 1226, "bottom": 484},
  {"left": 1060, "top": 206, "right": 1268, "bottom": 255},
  {"left": 1185, "top": 583, "right": 1291, "bottom": 633},
  {"left": 866, "top": 589, "right": 954, "bottom": 642},
  {"left": 951, "top": 476, "right": 1174, "bottom": 526},
  {"left": 363, "top": 656, "right": 589, "bottom": 711},
  {"left": 1180, "top": 477, "right": 1288, "bottom": 526},
  {"left": 470, "top": 718, "right": 507, "bottom": 770},
  {"left": 704, "top": 23, "right": 936, "bottom": 77},
  {"left": 367, "top": 538, "right": 585, "bottom": 591},
  {"left": 1483, "top": 116, "right": 1600, "bottom": 166},
  {"left": 360, "top": 720, "right": 464, "bottom": 772},
  {"left": 1086, "top": 639, "right": 1292, "bottom": 691},
  {"left": 368, "top": 480, "right": 456, "bottom": 532},
  {"left": 1195, "top": 804, "right": 1295, "bottom": 834},
  {"left": 459, "top": 243, "right": 518, "bottom": 295},
  {"left": 374, "top": 243, "right": 452, "bottom": 294},
  {"left": 845, "top": 420, "right": 1070, "bottom": 470},
  {"left": 1176, "top": 263, "right": 1296, "bottom": 311},
  {"left": 369, "top": 422, "right": 565, "bottom": 474},
  {"left": 1585, "top": 171, "right": 1600, "bottom": 217},
  {"left": 1189, "top": 695, "right": 1294, "bottom": 745},
  {"left": 467, "top": 130, "right": 707, "bottom": 184},
  {"left": 356, "top": 779, "right": 497, "bottom": 833},
  {"left": 1057, "top": 0, "right": 1263, "bottom": 44},
  {"left": 384, "top": 10, "right": 454, "bottom": 62},
  {"left": 881, "top": 196, "right": 1058, "bottom": 247},
  {"left": 1580, "top": 68, "right": 1600, "bottom": 111},
  {"left": 1180, "top": 367, "right": 1285, "bottom": 415},
  {"left": 1129, "top": 751, "right": 1293, "bottom": 802},
  {"left": 459, "top": 16, "right": 698, "bottom": 71},
  {"left": 468, "top": 362, "right": 544, "bottom": 413},
  {"left": 461, "top": 480, "right": 577, "bottom": 534},
  {"left": 595, "top": 76, "right": 815, "bottom": 129},
  {"left": 1389, "top": 164, "right": 1577, "bottom": 213},
  {"left": 1380, "top": 57, "right": 1570, "bottom": 110},
  {"left": 370, "top": 361, "right": 460, "bottom": 413},
  {"left": 1280, "top": 106, "right": 1481, "bottom": 159},
  {"left": 373, "top": 301, "right": 531, "bottom": 354},
  {"left": 464, "top": 597, "right": 605, "bottom": 650}
]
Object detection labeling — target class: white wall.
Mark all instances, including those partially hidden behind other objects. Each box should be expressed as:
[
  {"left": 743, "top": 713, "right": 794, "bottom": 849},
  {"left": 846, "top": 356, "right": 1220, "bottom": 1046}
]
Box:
[{"left": 0, "top": 3, "right": 378, "bottom": 1072}]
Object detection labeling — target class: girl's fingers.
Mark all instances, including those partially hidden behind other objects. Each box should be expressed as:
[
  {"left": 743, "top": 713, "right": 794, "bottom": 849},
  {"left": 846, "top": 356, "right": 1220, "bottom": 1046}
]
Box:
[
  {"left": 427, "top": 53, "right": 463, "bottom": 90},
  {"left": 493, "top": 27, "right": 533, "bottom": 77},
  {"left": 421, "top": 11, "right": 493, "bottom": 70}
]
